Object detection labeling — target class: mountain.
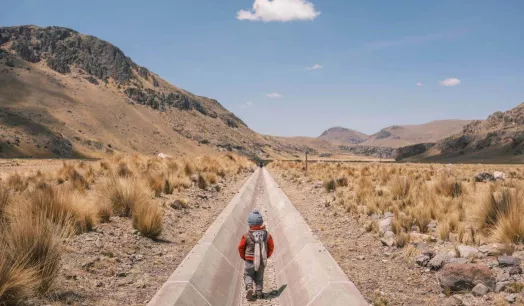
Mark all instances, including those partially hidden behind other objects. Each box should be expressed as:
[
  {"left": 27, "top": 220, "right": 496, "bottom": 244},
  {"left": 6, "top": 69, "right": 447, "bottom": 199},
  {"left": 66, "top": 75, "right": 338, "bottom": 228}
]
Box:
[
  {"left": 0, "top": 25, "right": 292, "bottom": 159},
  {"left": 318, "top": 127, "right": 368, "bottom": 144},
  {"left": 397, "top": 103, "right": 524, "bottom": 163},
  {"left": 361, "top": 120, "right": 471, "bottom": 148}
]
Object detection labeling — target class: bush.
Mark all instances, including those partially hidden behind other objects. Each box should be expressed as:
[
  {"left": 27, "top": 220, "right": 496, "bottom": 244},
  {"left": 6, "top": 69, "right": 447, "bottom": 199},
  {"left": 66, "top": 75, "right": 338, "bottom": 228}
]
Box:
[
  {"left": 7, "top": 173, "right": 27, "bottom": 192},
  {"left": 132, "top": 203, "right": 163, "bottom": 239},
  {"left": 324, "top": 178, "right": 336, "bottom": 192},
  {"left": 389, "top": 176, "right": 411, "bottom": 199},
  {"left": 98, "top": 177, "right": 151, "bottom": 217},
  {"left": 197, "top": 173, "right": 208, "bottom": 190}
]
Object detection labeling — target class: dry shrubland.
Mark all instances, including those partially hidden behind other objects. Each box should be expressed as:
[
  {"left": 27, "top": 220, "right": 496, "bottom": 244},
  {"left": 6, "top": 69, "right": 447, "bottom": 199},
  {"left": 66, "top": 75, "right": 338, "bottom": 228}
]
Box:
[
  {"left": 270, "top": 161, "right": 524, "bottom": 247},
  {"left": 0, "top": 153, "right": 252, "bottom": 304}
]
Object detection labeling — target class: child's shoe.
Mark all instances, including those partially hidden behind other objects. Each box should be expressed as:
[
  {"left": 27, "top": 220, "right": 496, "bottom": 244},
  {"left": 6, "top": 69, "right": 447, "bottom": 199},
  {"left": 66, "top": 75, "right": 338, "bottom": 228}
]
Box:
[{"left": 246, "top": 288, "right": 255, "bottom": 301}]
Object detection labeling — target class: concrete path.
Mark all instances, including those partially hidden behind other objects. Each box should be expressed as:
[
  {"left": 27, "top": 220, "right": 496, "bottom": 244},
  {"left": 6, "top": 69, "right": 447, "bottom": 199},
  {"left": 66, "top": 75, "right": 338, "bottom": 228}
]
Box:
[{"left": 147, "top": 169, "right": 367, "bottom": 306}]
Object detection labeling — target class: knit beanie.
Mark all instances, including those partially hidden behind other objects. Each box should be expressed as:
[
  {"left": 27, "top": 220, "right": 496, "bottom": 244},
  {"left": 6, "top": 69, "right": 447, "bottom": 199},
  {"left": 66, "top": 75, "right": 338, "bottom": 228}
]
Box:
[{"left": 247, "top": 208, "right": 263, "bottom": 226}]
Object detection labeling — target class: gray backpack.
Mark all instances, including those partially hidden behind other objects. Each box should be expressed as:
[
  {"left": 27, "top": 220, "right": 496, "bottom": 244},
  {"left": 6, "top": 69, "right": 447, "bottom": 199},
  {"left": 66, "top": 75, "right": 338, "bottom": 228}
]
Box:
[{"left": 250, "top": 230, "right": 268, "bottom": 271}]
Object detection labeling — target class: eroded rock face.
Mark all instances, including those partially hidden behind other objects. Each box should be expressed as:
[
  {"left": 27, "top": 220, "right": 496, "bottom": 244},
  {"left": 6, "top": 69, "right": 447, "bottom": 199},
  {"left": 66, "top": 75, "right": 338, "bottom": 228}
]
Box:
[
  {"left": 437, "top": 264, "right": 496, "bottom": 292},
  {"left": 395, "top": 143, "right": 435, "bottom": 161},
  {"left": 0, "top": 25, "right": 245, "bottom": 129}
]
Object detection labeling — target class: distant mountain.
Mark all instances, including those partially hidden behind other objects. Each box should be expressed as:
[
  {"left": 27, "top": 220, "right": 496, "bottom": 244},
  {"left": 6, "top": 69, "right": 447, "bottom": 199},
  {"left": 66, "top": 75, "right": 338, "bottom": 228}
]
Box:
[
  {"left": 319, "top": 127, "right": 368, "bottom": 144},
  {"left": 398, "top": 103, "right": 524, "bottom": 163},
  {"left": 361, "top": 120, "right": 471, "bottom": 148}
]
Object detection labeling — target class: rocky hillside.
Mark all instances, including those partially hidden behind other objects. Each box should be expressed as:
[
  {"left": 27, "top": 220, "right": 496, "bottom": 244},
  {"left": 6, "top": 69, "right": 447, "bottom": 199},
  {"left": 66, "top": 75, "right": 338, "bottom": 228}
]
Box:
[
  {"left": 362, "top": 120, "right": 471, "bottom": 148},
  {"left": 318, "top": 127, "right": 368, "bottom": 144},
  {"left": 398, "top": 103, "right": 524, "bottom": 162},
  {"left": 0, "top": 25, "right": 294, "bottom": 158}
]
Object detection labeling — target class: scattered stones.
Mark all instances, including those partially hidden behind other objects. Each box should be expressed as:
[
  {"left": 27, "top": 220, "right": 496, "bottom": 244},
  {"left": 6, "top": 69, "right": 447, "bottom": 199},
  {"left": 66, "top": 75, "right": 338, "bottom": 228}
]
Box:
[
  {"left": 472, "top": 283, "right": 490, "bottom": 296},
  {"left": 437, "top": 264, "right": 496, "bottom": 291},
  {"left": 498, "top": 256, "right": 521, "bottom": 267}
]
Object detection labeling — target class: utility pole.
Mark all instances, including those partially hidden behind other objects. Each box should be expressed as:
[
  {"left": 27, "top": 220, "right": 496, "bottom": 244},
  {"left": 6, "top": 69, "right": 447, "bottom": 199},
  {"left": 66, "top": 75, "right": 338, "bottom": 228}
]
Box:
[{"left": 305, "top": 149, "right": 309, "bottom": 173}]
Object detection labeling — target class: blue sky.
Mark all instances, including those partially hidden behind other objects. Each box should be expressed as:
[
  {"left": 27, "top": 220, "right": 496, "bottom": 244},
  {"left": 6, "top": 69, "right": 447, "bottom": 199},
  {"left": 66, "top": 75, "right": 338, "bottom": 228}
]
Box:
[{"left": 2, "top": 0, "right": 523, "bottom": 136}]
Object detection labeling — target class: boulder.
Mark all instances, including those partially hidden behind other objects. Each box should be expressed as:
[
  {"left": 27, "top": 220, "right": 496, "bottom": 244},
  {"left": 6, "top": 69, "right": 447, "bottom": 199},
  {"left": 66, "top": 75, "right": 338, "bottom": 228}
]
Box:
[
  {"left": 429, "top": 253, "right": 454, "bottom": 270},
  {"left": 457, "top": 245, "right": 480, "bottom": 259},
  {"left": 381, "top": 231, "right": 396, "bottom": 247},
  {"left": 472, "top": 283, "right": 490, "bottom": 296},
  {"left": 475, "top": 172, "right": 495, "bottom": 182},
  {"left": 438, "top": 264, "right": 496, "bottom": 292},
  {"left": 378, "top": 217, "right": 393, "bottom": 235},
  {"left": 498, "top": 256, "right": 521, "bottom": 267},
  {"left": 493, "top": 171, "right": 506, "bottom": 180}
]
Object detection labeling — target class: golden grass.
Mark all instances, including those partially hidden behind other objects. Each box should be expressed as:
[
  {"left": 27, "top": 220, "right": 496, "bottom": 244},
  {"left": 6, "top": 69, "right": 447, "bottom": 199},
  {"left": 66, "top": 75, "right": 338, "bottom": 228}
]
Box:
[
  {"left": 132, "top": 202, "right": 163, "bottom": 239},
  {"left": 269, "top": 161, "right": 524, "bottom": 244}
]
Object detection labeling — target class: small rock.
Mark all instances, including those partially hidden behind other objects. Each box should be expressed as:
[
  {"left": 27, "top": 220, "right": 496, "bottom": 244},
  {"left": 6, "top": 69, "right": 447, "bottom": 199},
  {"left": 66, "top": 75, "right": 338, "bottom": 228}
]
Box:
[
  {"left": 384, "top": 212, "right": 394, "bottom": 218},
  {"left": 410, "top": 232, "right": 431, "bottom": 244},
  {"left": 381, "top": 231, "right": 396, "bottom": 247},
  {"left": 496, "top": 281, "right": 510, "bottom": 293},
  {"left": 378, "top": 217, "right": 393, "bottom": 235},
  {"left": 96, "top": 282, "right": 104, "bottom": 288},
  {"left": 498, "top": 256, "right": 521, "bottom": 267},
  {"left": 479, "top": 244, "right": 501, "bottom": 256},
  {"left": 448, "top": 258, "right": 468, "bottom": 265},
  {"left": 509, "top": 266, "right": 522, "bottom": 275},
  {"left": 472, "top": 283, "right": 490, "bottom": 296},
  {"left": 493, "top": 171, "right": 506, "bottom": 180},
  {"left": 442, "top": 296, "right": 463, "bottom": 306},
  {"left": 475, "top": 172, "right": 495, "bottom": 182},
  {"left": 357, "top": 255, "right": 365, "bottom": 260},
  {"left": 506, "top": 294, "right": 516, "bottom": 304},
  {"left": 457, "top": 245, "right": 480, "bottom": 259},
  {"left": 427, "top": 220, "right": 438, "bottom": 229},
  {"left": 416, "top": 255, "right": 430, "bottom": 267},
  {"left": 429, "top": 253, "right": 454, "bottom": 270},
  {"left": 116, "top": 272, "right": 128, "bottom": 278}
]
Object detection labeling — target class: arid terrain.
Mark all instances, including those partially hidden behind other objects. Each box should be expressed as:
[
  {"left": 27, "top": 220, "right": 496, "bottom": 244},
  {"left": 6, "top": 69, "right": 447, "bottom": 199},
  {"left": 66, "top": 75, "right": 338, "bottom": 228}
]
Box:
[{"left": 268, "top": 161, "right": 524, "bottom": 305}]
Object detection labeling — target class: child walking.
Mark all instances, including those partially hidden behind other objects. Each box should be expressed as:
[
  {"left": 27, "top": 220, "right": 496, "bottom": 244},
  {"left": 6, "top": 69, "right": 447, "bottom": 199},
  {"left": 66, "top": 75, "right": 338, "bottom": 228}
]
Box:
[{"left": 238, "top": 209, "right": 275, "bottom": 301}]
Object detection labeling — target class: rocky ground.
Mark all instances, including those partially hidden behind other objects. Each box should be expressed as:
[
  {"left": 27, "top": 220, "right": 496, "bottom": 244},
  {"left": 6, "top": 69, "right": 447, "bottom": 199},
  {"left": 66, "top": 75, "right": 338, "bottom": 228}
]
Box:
[
  {"left": 269, "top": 168, "right": 524, "bottom": 306},
  {"left": 24, "top": 167, "right": 252, "bottom": 306}
]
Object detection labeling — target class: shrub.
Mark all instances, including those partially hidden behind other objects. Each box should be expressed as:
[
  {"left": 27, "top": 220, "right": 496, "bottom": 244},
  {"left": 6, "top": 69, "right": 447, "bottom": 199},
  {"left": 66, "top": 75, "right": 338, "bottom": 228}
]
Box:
[
  {"left": 197, "top": 173, "right": 208, "bottom": 190},
  {"left": 0, "top": 253, "right": 38, "bottom": 306},
  {"left": 435, "top": 175, "right": 462, "bottom": 198},
  {"left": 132, "top": 203, "right": 163, "bottom": 239},
  {"left": 389, "top": 176, "right": 411, "bottom": 199},
  {"left": 7, "top": 173, "right": 28, "bottom": 192},
  {"left": 323, "top": 178, "right": 336, "bottom": 192},
  {"left": 336, "top": 176, "right": 348, "bottom": 187},
  {"left": 98, "top": 177, "right": 151, "bottom": 217},
  {"left": 0, "top": 185, "right": 9, "bottom": 221}
]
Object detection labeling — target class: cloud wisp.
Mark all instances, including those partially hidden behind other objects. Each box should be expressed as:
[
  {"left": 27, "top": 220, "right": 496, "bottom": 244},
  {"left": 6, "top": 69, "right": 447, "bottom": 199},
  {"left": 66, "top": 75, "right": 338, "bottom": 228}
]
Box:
[
  {"left": 439, "top": 78, "right": 461, "bottom": 87},
  {"left": 416, "top": 82, "right": 424, "bottom": 87},
  {"left": 239, "top": 101, "right": 254, "bottom": 109},
  {"left": 267, "top": 92, "right": 282, "bottom": 98},
  {"left": 306, "top": 64, "right": 323, "bottom": 71},
  {"left": 237, "top": 0, "right": 320, "bottom": 22}
]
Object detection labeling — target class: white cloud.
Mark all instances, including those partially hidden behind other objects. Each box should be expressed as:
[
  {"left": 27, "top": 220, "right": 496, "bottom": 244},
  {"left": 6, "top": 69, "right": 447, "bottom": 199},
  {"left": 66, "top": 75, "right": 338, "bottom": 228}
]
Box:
[
  {"left": 237, "top": 0, "right": 320, "bottom": 22},
  {"left": 239, "top": 101, "right": 254, "bottom": 109},
  {"left": 416, "top": 82, "right": 424, "bottom": 87},
  {"left": 306, "top": 64, "right": 323, "bottom": 71},
  {"left": 439, "top": 78, "right": 461, "bottom": 87},
  {"left": 267, "top": 92, "right": 282, "bottom": 98}
]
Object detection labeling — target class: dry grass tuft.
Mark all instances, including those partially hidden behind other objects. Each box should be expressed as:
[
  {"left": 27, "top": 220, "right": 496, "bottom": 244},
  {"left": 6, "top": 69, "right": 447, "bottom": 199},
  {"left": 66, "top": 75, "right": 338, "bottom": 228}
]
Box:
[
  {"left": 132, "top": 202, "right": 163, "bottom": 239},
  {"left": 389, "top": 176, "right": 411, "bottom": 199},
  {"left": 98, "top": 176, "right": 151, "bottom": 218},
  {"left": 197, "top": 173, "right": 208, "bottom": 190},
  {"left": 0, "top": 253, "right": 39, "bottom": 306},
  {"left": 324, "top": 178, "right": 336, "bottom": 192},
  {"left": 7, "top": 173, "right": 28, "bottom": 192}
]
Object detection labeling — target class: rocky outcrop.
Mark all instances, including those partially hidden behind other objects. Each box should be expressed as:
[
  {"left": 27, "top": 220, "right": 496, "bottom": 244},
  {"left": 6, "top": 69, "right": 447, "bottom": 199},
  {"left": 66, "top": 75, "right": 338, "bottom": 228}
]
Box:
[
  {"left": 395, "top": 143, "right": 435, "bottom": 161},
  {"left": 339, "top": 145, "right": 396, "bottom": 159},
  {"left": 438, "top": 264, "right": 496, "bottom": 292},
  {"left": 0, "top": 25, "right": 245, "bottom": 129}
]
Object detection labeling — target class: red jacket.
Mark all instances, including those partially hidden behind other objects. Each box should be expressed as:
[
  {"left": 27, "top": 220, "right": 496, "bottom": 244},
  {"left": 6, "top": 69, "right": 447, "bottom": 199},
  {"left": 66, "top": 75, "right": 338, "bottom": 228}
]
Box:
[{"left": 238, "top": 225, "right": 274, "bottom": 261}]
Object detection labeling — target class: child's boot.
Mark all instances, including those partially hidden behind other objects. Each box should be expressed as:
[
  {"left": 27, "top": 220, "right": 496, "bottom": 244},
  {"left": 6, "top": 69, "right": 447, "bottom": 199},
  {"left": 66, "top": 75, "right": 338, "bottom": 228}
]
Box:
[
  {"left": 246, "top": 284, "right": 255, "bottom": 301},
  {"left": 256, "top": 290, "right": 265, "bottom": 299}
]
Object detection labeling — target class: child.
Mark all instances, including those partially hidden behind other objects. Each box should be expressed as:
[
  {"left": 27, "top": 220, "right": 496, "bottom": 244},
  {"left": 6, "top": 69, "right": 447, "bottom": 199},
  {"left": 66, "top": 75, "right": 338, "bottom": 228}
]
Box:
[{"left": 238, "top": 209, "right": 275, "bottom": 301}]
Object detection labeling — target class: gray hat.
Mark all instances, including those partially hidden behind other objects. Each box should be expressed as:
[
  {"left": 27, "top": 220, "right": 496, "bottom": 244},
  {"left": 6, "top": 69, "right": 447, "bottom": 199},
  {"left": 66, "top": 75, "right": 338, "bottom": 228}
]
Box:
[{"left": 247, "top": 209, "right": 263, "bottom": 226}]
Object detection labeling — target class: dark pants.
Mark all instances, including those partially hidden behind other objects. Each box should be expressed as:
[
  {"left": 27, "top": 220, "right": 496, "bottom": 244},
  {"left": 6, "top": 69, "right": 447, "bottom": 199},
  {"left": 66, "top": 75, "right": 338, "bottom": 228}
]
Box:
[{"left": 244, "top": 260, "right": 265, "bottom": 291}]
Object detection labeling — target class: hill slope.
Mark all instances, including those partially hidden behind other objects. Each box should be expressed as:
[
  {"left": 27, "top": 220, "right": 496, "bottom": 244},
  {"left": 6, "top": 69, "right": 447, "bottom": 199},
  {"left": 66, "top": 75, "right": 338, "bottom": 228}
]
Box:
[
  {"left": 318, "top": 127, "right": 368, "bottom": 144},
  {"left": 361, "top": 120, "right": 471, "bottom": 147},
  {"left": 0, "top": 25, "right": 286, "bottom": 158},
  {"left": 401, "top": 103, "right": 524, "bottom": 163}
]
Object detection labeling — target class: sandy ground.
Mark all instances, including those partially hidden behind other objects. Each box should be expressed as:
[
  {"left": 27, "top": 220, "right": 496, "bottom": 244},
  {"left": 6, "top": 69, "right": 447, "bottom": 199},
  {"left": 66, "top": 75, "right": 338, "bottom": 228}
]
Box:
[
  {"left": 239, "top": 178, "right": 280, "bottom": 306},
  {"left": 269, "top": 168, "right": 442, "bottom": 306},
  {"left": 18, "top": 166, "right": 253, "bottom": 306}
]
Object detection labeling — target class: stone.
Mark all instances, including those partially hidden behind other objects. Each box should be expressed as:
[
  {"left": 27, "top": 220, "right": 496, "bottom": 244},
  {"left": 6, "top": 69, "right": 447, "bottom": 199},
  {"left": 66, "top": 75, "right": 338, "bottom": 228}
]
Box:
[
  {"left": 429, "top": 253, "right": 454, "bottom": 270},
  {"left": 478, "top": 244, "right": 501, "bottom": 256},
  {"left": 437, "top": 264, "right": 496, "bottom": 291},
  {"left": 116, "top": 271, "right": 128, "bottom": 277},
  {"left": 416, "top": 255, "right": 430, "bottom": 267},
  {"left": 457, "top": 245, "right": 480, "bottom": 259},
  {"left": 475, "top": 172, "right": 495, "bottom": 182},
  {"left": 493, "top": 171, "right": 506, "bottom": 180},
  {"left": 442, "top": 296, "right": 463, "bottom": 306},
  {"left": 384, "top": 212, "right": 394, "bottom": 218},
  {"left": 498, "top": 256, "right": 521, "bottom": 267},
  {"left": 496, "top": 281, "right": 510, "bottom": 293},
  {"left": 427, "top": 220, "right": 438, "bottom": 230},
  {"left": 472, "top": 283, "right": 490, "bottom": 296},
  {"left": 410, "top": 232, "right": 431, "bottom": 244},
  {"left": 509, "top": 266, "right": 522, "bottom": 275},
  {"left": 378, "top": 217, "right": 393, "bottom": 234},
  {"left": 505, "top": 294, "right": 516, "bottom": 304},
  {"left": 447, "top": 258, "right": 468, "bottom": 265}
]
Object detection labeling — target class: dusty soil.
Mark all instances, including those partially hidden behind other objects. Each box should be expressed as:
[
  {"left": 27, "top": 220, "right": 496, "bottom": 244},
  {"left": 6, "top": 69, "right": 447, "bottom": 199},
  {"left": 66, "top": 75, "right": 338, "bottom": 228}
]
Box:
[
  {"left": 269, "top": 168, "right": 442, "bottom": 306},
  {"left": 239, "top": 178, "right": 280, "bottom": 306},
  {"left": 23, "top": 167, "right": 253, "bottom": 306}
]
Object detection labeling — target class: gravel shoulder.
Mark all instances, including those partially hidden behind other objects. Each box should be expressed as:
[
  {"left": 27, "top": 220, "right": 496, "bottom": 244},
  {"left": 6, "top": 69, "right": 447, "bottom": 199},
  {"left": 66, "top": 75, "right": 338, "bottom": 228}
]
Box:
[{"left": 269, "top": 168, "right": 441, "bottom": 306}]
